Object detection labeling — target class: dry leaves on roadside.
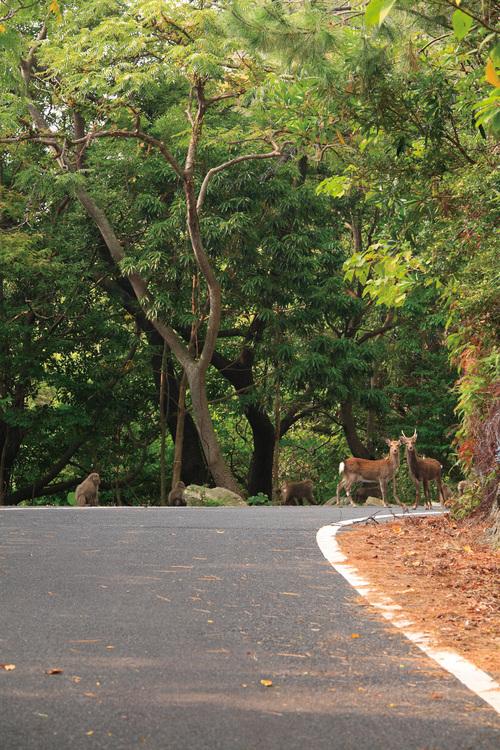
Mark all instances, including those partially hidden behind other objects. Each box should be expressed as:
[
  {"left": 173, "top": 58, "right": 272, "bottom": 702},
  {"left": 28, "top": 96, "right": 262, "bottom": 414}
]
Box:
[
  {"left": 0, "top": 664, "right": 16, "bottom": 671},
  {"left": 339, "top": 515, "right": 500, "bottom": 679}
]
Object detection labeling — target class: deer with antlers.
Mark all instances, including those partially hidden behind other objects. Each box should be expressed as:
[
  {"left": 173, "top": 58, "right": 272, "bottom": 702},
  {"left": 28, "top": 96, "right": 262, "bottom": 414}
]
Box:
[
  {"left": 336, "top": 439, "right": 402, "bottom": 507},
  {"left": 400, "top": 430, "right": 445, "bottom": 509}
]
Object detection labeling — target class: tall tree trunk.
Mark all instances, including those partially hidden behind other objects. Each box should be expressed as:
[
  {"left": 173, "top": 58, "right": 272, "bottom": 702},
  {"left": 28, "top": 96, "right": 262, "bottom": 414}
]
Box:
[
  {"left": 211, "top": 349, "right": 274, "bottom": 499},
  {"left": 159, "top": 340, "right": 169, "bottom": 505},
  {"left": 171, "top": 371, "right": 187, "bottom": 489},
  {"left": 187, "top": 367, "right": 241, "bottom": 494},
  {"left": 98, "top": 279, "right": 209, "bottom": 486},
  {"left": 340, "top": 398, "right": 372, "bottom": 459},
  {"left": 247, "top": 408, "right": 275, "bottom": 499},
  {"left": 0, "top": 429, "right": 8, "bottom": 506},
  {"left": 272, "top": 379, "right": 281, "bottom": 504}
]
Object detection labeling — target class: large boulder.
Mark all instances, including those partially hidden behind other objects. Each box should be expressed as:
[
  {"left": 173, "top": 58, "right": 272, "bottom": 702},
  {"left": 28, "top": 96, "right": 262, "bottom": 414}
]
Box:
[
  {"left": 364, "top": 496, "right": 386, "bottom": 507},
  {"left": 184, "top": 485, "right": 246, "bottom": 507}
]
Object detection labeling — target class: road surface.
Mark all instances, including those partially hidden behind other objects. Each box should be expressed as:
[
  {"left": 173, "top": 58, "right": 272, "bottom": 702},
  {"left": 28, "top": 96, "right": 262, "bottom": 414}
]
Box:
[{"left": 0, "top": 506, "right": 498, "bottom": 749}]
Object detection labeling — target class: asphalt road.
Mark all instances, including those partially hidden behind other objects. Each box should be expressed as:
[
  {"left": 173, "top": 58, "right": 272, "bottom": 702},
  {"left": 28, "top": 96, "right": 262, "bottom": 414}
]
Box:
[{"left": 0, "top": 506, "right": 498, "bottom": 750}]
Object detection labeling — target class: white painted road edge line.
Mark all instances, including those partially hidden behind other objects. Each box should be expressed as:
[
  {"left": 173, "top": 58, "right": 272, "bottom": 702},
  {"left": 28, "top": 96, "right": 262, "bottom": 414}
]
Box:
[{"left": 316, "top": 513, "right": 500, "bottom": 715}]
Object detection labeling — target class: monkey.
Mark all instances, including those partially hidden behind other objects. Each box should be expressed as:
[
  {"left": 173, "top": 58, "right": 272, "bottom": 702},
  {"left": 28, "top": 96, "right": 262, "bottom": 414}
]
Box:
[
  {"left": 457, "top": 480, "right": 476, "bottom": 496},
  {"left": 75, "top": 472, "right": 100, "bottom": 507},
  {"left": 168, "top": 480, "right": 187, "bottom": 507},
  {"left": 280, "top": 479, "right": 317, "bottom": 506}
]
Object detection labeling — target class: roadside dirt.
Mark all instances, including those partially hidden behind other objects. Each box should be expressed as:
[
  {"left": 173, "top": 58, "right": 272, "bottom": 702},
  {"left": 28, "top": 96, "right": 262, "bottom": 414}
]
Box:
[{"left": 338, "top": 515, "right": 500, "bottom": 680}]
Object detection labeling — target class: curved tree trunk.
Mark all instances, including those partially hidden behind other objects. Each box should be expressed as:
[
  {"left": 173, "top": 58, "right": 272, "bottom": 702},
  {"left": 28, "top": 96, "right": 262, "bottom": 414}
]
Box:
[
  {"left": 187, "top": 366, "right": 242, "bottom": 494},
  {"left": 340, "top": 398, "right": 372, "bottom": 459},
  {"left": 210, "top": 347, "right": 274, "bottom": 499}
]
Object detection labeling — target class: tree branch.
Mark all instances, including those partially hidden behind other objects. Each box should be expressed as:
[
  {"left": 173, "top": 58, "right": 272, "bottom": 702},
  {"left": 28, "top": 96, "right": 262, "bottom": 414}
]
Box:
[
  {"left": 196, "top": 149, "right": 281, "bottom": 212},
  {"left": 74, "top": 129, "right": 183, "bottom": 178},
  {"left": 357, "top": 311, "right": 396, "bottom": 344}
]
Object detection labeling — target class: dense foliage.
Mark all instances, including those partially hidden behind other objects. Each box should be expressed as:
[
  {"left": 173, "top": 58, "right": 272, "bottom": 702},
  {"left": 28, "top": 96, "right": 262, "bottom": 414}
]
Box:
[{"left": 0, "top": 1, "right": 497, "bottom": 512}]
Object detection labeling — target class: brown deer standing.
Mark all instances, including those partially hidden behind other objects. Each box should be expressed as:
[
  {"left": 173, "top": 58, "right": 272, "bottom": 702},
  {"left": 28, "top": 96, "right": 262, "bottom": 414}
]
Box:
[
  {"left": 336, "top": 439, "right": 402, "bottom": 507},
  {"left": 400, "top": 430, "right": 445, "bottom": 509}
]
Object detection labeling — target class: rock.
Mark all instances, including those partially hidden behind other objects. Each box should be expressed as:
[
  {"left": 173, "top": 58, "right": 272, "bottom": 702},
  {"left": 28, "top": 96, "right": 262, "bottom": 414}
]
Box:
[
  {"left": 184, "top": 485, "right": 246, "bottom": 507},
  {"left": 364, "top": 496, "right": 386, "bottom": 506}
]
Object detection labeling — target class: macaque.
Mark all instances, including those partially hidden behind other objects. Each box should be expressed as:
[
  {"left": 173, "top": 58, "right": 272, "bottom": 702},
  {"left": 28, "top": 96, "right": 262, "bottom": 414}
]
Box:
[
  {"left": 75, "top": 472, "right": 100, "bottom": 507},
  {"left": 457, "top": 480, "right": 475, "bottom": 496},
  {"left": 168, "top": 480, "right": 187, "bottom": 507},
  {"left": 281, "top": 479, "right": 317, "bottom": 506}
]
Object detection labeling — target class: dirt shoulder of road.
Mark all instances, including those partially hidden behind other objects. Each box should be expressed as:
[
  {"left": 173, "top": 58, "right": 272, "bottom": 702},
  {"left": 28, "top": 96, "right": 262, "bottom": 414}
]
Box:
[{"left": 338, "top": 515, "right": 500, "bottom": 680}]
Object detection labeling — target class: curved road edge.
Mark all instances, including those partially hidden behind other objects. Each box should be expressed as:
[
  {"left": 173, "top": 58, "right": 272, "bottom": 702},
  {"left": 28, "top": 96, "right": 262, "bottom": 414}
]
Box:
[{"left": 316, "top": 512, "right": 500, "bottom": 715}]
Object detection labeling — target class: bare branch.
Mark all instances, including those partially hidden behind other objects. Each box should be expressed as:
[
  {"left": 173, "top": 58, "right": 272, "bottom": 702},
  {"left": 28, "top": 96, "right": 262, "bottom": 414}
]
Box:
[
  {"left": 197, "top": 150, "right": 280, "bottom": 211},
  {"left": 357, "top": 311, "right": 396, "bottom": 344},
  {"left": 74, "top": 129, "right": 183, "bottom": 178}
]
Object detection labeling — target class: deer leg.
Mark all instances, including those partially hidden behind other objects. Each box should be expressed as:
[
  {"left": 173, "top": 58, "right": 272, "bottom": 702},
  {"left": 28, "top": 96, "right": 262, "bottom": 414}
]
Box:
[
  {"left": 423, "top": 479, "right": 431, "bottom": 509},
  {"left": 412, "top": 478, "right": 420, "bottom": 509},
  {"left": 436, "top": 476, "right": 445, "bottom": 505},
  {"left": 379, "top": 479, "right": 388, "bottom": 507},
  {"left": 345, "top": 478, "right": 356, "bottom": 507},
  {"left": 392, "top": 475, "right": 402, "bottom": 507}
]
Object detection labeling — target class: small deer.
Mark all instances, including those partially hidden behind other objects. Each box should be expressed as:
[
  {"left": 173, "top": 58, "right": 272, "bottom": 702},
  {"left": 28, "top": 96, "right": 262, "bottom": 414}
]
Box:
[
  {"left": 400, "top": 430, "right": 445, "bottom": 509},
  {"left": 336, "top": 439, "right": 402, "bottom": 507}
]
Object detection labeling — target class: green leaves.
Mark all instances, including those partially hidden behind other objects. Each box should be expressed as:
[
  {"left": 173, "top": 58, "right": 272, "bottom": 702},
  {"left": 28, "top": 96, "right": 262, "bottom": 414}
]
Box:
[
  {"left": 365, "top": 0, "right": 397, "bottom": 28},
  {"left": 451, "top": 10, "right": 473, "bottom": 41},
  {"left": 316, "top": 175, "right": 351, "bottom": 199},
  {"left": 343, "top": 244, "right": 424, "bottom": 308}
]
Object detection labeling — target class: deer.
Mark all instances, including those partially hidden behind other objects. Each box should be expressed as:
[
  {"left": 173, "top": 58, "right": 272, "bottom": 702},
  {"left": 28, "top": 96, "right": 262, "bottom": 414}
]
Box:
[
  {"left": 336, "top": 439, "right": 402, "bottom": 507},
  {"left": 400, "top": 430, "right": 445, "bottom": 509}
]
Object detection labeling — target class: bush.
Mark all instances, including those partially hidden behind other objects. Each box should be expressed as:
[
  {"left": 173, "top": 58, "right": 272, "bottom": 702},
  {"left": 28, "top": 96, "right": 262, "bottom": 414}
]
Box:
[{"left": 247, "top": 493, "right": 271, "bottom": 506}]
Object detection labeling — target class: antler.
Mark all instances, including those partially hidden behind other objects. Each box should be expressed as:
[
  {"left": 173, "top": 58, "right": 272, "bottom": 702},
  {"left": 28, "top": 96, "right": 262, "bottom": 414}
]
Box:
[{"left": 401, "top": 429, "right": 417, "bottom": 440}]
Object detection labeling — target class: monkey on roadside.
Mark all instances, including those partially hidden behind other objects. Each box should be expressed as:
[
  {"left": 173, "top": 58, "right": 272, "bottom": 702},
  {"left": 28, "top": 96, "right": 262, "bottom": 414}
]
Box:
[
  {"left": 281, "top": 479, "right": 317, "bottom": 506},
  {"left": 168, "top": 480, "right": 187, "bottom": 507},
  {"left": 75, "top": 472, "right": 100, "bottom": 507}
]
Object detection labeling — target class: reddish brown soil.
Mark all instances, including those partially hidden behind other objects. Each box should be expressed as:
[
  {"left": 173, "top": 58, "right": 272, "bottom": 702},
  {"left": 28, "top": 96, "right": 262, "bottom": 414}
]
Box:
[{"left": 338, "top": 515, "right": 500, "bottom": 680}]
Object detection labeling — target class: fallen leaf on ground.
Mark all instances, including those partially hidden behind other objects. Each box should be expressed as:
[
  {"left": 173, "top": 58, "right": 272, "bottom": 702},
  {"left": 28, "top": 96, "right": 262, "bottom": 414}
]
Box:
[
  {"left": 46, "top": 668, "right": 63, "bottom": 675},
  {"left": 0, "top": 664, "right": 16, "bottom": 671},
  {"left": 260, "top": 679, "right": 273, "bottom": 687},
  {"left": 351, "top": 633, "right": 361, "bottom": 639}
]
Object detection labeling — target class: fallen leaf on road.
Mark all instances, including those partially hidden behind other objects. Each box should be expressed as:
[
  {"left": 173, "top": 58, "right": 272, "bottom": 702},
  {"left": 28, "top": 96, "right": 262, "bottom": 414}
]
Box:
[
  {"left": 351, "top": 633, "right": 361, "bottom": 639},
  {"left": 46, "top": 668, "right": 63, "bottom": 675},
  {"left": 71, "top": 676, "right": 81, "bottom": 683},
  {"left": 279, "top": 592, "right": 300, "bottom": 597},
  {"left": 430, "top": 692, "right": 443, "bottom": 700},
  {"left": 260, "top": 679, "right": 273, "bottom": 687},
  {"left": 0, "top": 664, "right": 16, "bottom": 671},
  {"left": 85, "top": 730, "right": 94, "bottom": 736}
]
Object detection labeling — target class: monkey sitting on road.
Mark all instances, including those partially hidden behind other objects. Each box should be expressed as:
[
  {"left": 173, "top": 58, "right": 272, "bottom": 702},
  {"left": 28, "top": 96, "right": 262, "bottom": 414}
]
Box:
[
  {"left": 281, "top": 479, "right": 317, "bottom": 506},
  {"left": 75, "top": 472, "right": 100, "bottom": 507},
  {"left": 168, "top": 480, "right": 187, "bottom": 507}
]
